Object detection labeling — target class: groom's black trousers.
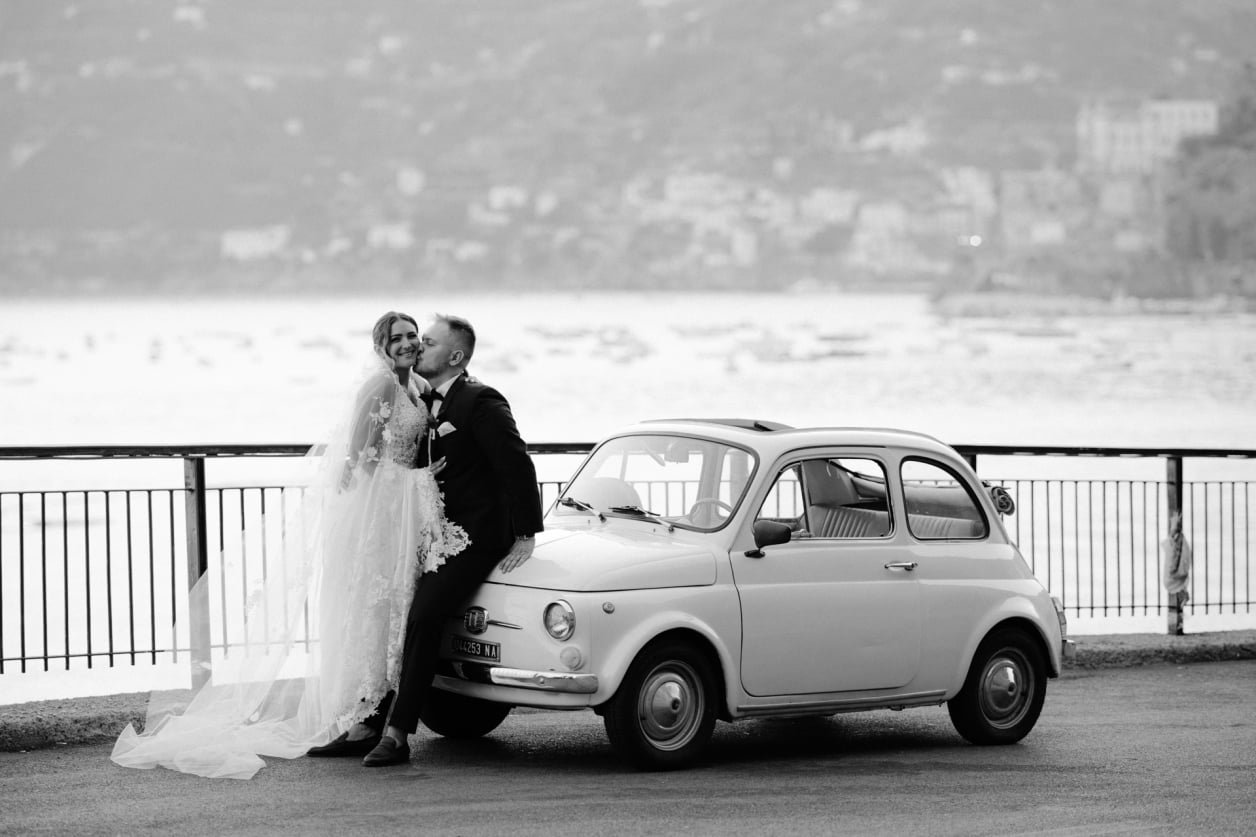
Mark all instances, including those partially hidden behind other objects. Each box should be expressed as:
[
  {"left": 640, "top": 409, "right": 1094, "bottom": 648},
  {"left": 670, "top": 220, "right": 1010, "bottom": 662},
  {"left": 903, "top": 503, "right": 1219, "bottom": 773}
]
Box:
[{"left": 374, "top": 537, "right": 507, "bottom": 734}]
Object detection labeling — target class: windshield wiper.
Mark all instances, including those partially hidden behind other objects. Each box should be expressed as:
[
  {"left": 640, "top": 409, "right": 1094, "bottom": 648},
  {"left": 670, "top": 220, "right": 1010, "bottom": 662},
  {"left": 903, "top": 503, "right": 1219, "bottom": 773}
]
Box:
[
  {"left": 607, "top": 505, "right": 674, "bottom": 532},
  {"left": 559, "top": 496, "right": 605, "bottom": 521}
]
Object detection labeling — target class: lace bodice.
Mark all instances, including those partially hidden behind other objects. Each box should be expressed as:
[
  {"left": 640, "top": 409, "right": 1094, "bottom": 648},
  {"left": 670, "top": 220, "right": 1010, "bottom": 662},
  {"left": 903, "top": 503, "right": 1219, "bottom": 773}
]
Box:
[
  {"left": 382, "top": 390, "right": 426, "bottom": 465},
  {"left": 354, "top": 375, "right": 430, "bottom": 471}
]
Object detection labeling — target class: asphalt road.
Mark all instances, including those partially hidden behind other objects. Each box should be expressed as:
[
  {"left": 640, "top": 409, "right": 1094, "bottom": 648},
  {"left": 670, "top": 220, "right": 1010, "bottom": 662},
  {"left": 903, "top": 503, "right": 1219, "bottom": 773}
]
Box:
[{"left": 2, "top": 661, "right": 1254, "bottom": 836}]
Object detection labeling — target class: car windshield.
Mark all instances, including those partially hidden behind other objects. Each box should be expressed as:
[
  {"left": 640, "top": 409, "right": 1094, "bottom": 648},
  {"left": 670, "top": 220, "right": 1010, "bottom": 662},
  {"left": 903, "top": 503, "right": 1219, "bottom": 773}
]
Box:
[{"left": 556, "top": 433, "right": 757, "bottom": 532}]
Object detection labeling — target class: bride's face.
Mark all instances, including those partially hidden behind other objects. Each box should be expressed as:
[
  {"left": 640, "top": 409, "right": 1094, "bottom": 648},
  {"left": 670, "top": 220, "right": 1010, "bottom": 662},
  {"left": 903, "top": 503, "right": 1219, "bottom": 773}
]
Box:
[{"left": 384, "top": 319, "right": 419, "bottom": 369}]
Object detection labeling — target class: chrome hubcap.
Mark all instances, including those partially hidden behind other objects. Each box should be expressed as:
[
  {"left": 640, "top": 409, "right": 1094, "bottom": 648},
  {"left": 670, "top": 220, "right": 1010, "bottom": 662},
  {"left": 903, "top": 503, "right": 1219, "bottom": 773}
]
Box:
[
  {"left": 978, "top": 651, "right": 1033, "bottom": 729},
  {"left": 637, "top": 662, "right": 703, "bottom": 751}
]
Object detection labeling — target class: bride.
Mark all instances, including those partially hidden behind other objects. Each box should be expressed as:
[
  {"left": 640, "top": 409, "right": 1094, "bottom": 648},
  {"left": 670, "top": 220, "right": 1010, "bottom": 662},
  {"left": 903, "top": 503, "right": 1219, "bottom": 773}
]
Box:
[{"left": 111, "top": 311, "right": 468, "bottom": 779}]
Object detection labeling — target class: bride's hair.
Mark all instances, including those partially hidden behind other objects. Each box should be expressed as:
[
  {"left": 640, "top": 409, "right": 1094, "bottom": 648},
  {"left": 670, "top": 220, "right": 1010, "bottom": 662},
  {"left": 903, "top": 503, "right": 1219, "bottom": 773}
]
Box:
[{"left": 371, "top": 311, "right": 418, "bottom": 355}]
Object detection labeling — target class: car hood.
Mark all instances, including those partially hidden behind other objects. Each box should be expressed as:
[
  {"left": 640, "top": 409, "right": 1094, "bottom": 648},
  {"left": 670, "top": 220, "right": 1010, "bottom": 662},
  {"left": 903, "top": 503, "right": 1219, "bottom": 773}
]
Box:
[{"left": 484, "top": 527, "right": 719, "bottom": 592}]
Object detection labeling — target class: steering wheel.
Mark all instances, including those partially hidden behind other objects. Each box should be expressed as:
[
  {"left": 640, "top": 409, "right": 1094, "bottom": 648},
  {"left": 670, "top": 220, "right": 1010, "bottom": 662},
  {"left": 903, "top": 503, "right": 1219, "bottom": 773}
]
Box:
[{"left": 689, "top": 497, "right": 734, "bottom": 526}]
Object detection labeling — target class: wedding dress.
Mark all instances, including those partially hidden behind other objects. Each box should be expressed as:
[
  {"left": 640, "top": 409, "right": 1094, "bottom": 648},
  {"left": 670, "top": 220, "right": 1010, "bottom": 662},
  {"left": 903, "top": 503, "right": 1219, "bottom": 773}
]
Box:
[{"left": 111, "top": 359, "right": 468, "bottom": 779}]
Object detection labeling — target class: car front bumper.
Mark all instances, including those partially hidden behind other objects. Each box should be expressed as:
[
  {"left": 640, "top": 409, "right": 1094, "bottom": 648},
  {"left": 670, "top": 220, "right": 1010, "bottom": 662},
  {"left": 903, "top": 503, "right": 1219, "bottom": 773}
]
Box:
[{"left": 450, "top": 660, "right": 599, "bottom": 694}]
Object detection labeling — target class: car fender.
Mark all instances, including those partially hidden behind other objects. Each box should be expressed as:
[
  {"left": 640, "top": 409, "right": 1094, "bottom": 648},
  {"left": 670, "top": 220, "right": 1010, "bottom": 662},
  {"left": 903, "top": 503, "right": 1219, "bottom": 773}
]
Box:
[
  {"left": 587, "top": 585, "right": 741, "bottom": 713},
  {"left": 952, "top": 596, "right": 1064, "bottom": 691}
]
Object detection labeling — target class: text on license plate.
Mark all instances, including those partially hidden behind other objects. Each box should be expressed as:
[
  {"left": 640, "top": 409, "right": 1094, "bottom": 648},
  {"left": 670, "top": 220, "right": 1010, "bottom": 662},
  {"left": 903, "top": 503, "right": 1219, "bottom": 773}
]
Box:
[{"left": 451, "top": 636, "right": 500, "bottom": 662}]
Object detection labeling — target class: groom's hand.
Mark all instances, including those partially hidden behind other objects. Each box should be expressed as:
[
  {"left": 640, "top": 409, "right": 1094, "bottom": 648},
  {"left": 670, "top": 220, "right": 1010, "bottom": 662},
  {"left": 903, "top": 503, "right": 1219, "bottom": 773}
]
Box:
[{"left": 498, "top": 536, "right": 534, "bottom": 573}]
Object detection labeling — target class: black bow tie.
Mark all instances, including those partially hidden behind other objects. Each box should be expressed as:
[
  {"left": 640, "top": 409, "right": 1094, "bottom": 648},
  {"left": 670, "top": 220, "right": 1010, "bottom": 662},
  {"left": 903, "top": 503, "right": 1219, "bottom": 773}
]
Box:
[{"left": 421, "top": 392, "right": 442, "bottom": 410}]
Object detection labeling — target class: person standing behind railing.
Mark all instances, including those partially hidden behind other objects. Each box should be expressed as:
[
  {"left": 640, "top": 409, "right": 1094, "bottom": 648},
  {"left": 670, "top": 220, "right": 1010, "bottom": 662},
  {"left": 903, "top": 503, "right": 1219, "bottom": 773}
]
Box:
[
  {"left": 111, "top": 311, "right": 468, "bottom": 779},
  {"left": 1162, "top": 512, "right": 1192, "bottom": 636}
]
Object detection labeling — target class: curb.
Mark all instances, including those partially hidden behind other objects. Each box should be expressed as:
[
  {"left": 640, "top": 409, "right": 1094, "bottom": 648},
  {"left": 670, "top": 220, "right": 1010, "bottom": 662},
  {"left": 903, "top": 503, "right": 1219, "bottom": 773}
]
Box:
[
  {"left": 0, "top": 691, "right": 148, "bottom": 753},
  {"left": 3, "top": 631, "right": 1255, "bottom": 753},
  {"left": 1066, "top": 631, "right": 1256, "bottom": 671}
]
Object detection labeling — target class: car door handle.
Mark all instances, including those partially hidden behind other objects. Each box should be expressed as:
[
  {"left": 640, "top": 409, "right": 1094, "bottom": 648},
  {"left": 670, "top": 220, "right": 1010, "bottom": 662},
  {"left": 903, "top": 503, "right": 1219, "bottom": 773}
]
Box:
[{"left": 884, "top": 561, "right": 918, "bottom": 571}]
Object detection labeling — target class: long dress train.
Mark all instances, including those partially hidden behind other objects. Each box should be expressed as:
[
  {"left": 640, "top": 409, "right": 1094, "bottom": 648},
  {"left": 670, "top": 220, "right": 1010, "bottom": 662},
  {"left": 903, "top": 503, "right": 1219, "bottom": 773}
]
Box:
[{"left": 110, "top": 361, "right": 467, "bottom": 779}]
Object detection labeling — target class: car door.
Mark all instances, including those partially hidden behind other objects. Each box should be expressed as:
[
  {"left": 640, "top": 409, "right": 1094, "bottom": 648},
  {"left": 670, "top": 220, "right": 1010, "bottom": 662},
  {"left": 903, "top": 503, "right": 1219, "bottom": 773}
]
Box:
[{"left": 732, "top": 453, "right": 923, "bottom": 697}]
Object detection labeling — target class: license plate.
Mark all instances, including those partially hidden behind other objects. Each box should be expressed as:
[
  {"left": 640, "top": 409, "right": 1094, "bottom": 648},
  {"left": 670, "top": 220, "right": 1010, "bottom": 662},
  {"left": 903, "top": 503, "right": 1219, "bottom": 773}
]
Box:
[{"left": 451, "top": 635, "right": 500, "bottom": 662}]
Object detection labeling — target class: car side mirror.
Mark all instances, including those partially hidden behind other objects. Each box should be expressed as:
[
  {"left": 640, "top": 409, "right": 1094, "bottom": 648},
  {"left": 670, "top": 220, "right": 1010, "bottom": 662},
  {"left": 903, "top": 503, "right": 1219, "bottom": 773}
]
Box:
[{"left": 746, "top": 520, "right": 793, "bottom": 558}]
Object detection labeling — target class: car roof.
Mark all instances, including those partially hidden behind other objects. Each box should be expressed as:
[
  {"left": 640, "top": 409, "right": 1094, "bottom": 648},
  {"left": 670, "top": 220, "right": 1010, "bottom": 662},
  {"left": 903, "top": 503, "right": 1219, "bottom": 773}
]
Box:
[{"left": 623, "top": 418, "right": 962, "bottom": 461}]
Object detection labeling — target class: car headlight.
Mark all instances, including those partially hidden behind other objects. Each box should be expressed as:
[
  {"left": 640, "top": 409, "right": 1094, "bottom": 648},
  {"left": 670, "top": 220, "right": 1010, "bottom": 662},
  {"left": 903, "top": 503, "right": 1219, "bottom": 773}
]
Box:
[{"left": 544, "top": 600, "right": 575, "bottom": 641}]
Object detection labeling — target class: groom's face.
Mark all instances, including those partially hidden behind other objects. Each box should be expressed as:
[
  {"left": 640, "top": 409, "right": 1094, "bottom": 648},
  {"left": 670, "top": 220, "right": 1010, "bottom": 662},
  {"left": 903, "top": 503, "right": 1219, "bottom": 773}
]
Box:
[{"left": 416, "top": 320, "right": 461, "bottom": 379}]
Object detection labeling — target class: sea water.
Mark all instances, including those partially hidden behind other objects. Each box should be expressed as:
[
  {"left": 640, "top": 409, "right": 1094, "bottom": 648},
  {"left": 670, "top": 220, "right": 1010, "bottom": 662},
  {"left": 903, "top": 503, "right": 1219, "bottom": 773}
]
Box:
[{"left": 3, "top": 289, "right": 1254, "bottom": 450}]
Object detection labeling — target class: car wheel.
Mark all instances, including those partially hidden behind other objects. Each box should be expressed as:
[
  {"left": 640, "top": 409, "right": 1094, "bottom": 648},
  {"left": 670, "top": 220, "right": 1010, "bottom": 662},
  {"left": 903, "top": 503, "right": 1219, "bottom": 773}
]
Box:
[
  {"left": 948, "top": 628, "right": 1047, "bottom": 745},
  {"left": 603, "top": 639, "right": 718, "bottom": 770},
  {"left": 420, "top": 689, "right": 512, "bottom": 739}
]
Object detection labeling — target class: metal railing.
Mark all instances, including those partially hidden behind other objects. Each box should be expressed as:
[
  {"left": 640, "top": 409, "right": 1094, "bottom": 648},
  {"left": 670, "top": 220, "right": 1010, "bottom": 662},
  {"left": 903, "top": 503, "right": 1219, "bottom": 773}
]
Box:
[
  {"left": 1, "top": 443, "right": 1253, "bottom": 678},
  {"left": 961, "top": 446, "right": 1253, "bottom": 622}
]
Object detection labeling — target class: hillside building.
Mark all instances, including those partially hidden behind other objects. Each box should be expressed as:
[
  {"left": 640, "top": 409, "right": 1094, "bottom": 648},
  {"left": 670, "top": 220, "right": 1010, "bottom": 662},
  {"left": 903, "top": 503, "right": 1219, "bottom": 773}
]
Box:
[{"left": 1076, "top": 99, "right": 1218, "bottom": 174}]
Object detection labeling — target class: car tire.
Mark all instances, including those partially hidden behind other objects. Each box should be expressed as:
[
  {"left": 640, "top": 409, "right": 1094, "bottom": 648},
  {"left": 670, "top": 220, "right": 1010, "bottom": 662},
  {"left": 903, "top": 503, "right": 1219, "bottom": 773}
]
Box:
[
  {"left": 603, "top": 639, "right": 718, "bottom": 771},
  {"left": 420, "top": 688, "right": 512, "bottom": 739},
  {"left": 947, "top": 627, "right": 1047, "bottom": 745}
]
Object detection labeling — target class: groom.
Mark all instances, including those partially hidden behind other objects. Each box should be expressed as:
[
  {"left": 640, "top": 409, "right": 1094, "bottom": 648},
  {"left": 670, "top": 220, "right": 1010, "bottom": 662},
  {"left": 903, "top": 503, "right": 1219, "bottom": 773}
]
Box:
[{"left": 363, "top": 312, "right": 545, "bottom": 766}]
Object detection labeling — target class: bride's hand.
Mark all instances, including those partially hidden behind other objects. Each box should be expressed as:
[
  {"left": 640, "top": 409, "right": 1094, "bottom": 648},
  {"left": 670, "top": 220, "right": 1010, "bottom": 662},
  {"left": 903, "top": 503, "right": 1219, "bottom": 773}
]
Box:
[{"left": 428, "top": 456, "right": 447, "bottom": 476}]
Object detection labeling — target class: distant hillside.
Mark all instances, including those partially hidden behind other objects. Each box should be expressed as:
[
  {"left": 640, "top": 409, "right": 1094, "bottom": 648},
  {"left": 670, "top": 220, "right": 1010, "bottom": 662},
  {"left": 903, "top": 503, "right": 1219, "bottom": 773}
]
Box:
[{"left": 1, "top": 0, "right": 1254, "bottom": 289}]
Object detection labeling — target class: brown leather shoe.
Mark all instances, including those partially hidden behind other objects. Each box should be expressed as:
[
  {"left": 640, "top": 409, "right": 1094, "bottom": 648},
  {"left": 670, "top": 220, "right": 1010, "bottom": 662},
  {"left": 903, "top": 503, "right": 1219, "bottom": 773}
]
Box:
[
  {"left": 362, "top": 735, "right": 411, "bottom": 767},
  {"left": 307, "top": 731, "right": 382, "bottom": 758}
]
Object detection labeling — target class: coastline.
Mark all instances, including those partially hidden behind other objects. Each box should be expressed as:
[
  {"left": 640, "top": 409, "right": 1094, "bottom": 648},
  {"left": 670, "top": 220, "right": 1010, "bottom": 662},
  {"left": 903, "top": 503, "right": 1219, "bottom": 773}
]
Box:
[{"left": 929, "top": 290, "right": 1251, "bottom": 318}]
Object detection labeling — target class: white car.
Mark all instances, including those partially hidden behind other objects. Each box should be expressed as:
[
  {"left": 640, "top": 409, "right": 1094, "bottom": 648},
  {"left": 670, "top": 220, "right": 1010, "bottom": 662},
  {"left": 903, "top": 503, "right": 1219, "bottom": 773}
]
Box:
[{"left": 425, "top": 419, "right": 1073, "bottom": 770}]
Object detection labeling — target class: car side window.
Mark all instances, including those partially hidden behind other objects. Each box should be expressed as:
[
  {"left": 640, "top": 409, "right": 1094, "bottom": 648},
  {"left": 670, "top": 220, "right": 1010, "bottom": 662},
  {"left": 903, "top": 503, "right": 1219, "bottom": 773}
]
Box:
[
  {"left": 756, "top": 457, "right": 891, "bottom": 540},
  {"left": 899, "top": 458, "right": 988, "bottom": 540},
  {"left": 755, "top": 464, "right": 806, "bottom": 533}
]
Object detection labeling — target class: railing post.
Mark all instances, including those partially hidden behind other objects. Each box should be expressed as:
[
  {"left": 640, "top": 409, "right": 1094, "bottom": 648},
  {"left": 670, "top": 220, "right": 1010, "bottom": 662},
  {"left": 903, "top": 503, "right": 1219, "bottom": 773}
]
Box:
[
  {"left": 1166, "top": 456, "right": 1184, "bottom": 523},
  {"left": 183, "top": 457, "right": 212, "bottom": 688}
]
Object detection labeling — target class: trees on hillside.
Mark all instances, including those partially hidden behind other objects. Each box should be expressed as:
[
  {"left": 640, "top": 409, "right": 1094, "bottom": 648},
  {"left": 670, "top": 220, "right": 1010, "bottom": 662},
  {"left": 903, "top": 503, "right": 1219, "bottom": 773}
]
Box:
[{"left": 1166, "top": 63, "right": 1256, "bottom": 261}]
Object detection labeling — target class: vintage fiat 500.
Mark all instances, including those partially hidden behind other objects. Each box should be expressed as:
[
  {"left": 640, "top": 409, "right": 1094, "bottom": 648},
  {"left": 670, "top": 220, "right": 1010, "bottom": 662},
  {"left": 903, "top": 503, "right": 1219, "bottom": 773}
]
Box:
[{"left": 423, "top": 419, "right": 1072, "bottom": 770}]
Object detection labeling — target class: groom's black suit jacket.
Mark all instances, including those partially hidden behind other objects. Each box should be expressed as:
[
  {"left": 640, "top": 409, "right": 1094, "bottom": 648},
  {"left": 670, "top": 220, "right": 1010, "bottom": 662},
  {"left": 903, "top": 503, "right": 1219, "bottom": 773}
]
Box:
[
  {"left": 428, "top": 372, "right": 544, "bottom": 554},
  {"left": 383, "top": 372, "right": 545, "bottom": 733}
]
